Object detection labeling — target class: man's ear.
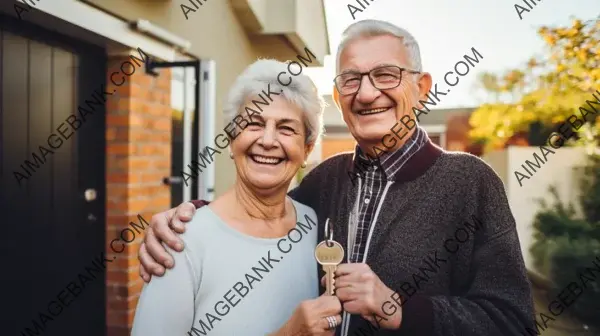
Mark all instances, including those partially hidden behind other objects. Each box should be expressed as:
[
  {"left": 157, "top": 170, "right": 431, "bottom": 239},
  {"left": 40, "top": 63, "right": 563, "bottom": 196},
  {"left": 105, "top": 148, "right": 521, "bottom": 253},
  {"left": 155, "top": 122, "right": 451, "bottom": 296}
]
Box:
[
  {"left": 417, "top": 72, "right": 433, "bottom": 101},
  {"left": 332, "top": 86, "right": 341, "bottom": 110}
]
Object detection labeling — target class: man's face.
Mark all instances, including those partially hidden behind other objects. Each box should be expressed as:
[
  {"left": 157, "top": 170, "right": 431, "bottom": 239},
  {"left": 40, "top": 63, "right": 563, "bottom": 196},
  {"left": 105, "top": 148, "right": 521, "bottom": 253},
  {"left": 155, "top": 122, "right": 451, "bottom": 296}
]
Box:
[{"left": 336, "top": 35, "right": 431, "bottom": 148}]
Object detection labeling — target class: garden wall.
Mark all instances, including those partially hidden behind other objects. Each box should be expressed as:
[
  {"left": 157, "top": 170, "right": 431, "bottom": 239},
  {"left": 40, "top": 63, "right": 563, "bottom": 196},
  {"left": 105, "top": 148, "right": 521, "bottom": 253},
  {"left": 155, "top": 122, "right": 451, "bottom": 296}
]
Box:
[{"left": 482, "top": 146, "right": 588, "bottom": 273}]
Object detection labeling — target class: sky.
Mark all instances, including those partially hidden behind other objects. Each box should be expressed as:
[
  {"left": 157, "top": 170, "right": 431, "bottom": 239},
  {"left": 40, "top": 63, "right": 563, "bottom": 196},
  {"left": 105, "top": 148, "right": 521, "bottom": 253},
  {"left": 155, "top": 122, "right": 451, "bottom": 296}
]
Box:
[{"left": 303, "top": 0, "right": 600, "bottom": 108}]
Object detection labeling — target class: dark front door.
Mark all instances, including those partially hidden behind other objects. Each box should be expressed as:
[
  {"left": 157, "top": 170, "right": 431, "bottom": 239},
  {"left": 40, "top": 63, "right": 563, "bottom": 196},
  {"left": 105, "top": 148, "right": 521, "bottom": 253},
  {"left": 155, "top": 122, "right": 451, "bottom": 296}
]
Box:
[{"left": 0, "top": 15, "right": 106, "bottom": 336}]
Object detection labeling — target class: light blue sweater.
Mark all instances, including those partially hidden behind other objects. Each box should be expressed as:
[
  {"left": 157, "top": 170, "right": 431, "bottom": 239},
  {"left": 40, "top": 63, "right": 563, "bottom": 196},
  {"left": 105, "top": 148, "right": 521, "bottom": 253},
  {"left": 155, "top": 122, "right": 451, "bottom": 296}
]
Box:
[{"left": 131, "top": 200, "right": 319, "bottom": 336}]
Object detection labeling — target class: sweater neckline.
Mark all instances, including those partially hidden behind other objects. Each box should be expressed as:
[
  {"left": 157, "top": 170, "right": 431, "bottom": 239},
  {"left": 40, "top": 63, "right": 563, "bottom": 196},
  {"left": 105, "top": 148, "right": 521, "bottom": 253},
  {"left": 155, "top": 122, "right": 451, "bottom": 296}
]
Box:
[{"left": 347, "top": 139, "right": 443, "bottom": 184}]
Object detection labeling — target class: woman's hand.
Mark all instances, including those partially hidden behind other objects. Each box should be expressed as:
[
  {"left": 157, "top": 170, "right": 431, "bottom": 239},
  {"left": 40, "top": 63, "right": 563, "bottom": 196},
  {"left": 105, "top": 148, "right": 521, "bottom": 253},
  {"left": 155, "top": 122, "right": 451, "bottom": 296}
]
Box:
[
  {"left": 138, "top": 201, "right": 198, "bottom": 282},
  {"left": 275, "top": 295, "right": 342, "bottom": 335}
]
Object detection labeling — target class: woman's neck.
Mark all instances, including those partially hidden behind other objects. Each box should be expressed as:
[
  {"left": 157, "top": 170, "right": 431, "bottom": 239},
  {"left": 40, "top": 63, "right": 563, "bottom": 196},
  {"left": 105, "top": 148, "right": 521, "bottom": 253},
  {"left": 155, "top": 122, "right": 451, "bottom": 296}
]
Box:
[{"left": 232, "top": 180, "right": 289, "bottom": 221}]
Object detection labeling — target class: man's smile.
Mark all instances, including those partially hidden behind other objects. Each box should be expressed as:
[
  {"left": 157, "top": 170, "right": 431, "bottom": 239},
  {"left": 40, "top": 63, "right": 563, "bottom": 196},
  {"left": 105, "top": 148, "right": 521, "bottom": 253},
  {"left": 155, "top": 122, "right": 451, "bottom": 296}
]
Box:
[{"left": 355, "top": 107, "right": 394, "bottom": 116}]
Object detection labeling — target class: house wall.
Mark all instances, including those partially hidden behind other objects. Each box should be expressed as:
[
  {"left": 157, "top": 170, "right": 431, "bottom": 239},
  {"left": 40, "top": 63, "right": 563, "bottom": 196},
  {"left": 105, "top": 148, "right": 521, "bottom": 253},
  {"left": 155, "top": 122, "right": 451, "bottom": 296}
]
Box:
[
  {"left": 104, "top": 54, "right": 173, "bottom": 336},
  {"left": 482, "top": 150, "right": 508, "bottom": 182},
  {"left": 445, "top": 112, "right": 473, "bottom": 152},
  {"left": 483, "top": 146, "right": 588, "bottom": 273},
  {"left": 89, "top": 0, "right": 256, "bottom": 197},
  {"left": 88, "top": 0, "right": 323, "bottom": 197},
  {"left": 322, "top": 95, "right": 345, "bottom": 127}
]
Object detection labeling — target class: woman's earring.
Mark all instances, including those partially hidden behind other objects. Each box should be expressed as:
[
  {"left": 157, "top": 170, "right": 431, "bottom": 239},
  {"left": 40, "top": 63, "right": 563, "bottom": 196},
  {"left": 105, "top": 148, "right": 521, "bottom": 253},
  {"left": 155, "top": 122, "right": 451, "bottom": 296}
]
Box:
[
  {"left": 301, "top": 161, "right": 307, "bottom": 168},
  {"left": 229, "top": 152, "right": 233, "bottom": 159}
]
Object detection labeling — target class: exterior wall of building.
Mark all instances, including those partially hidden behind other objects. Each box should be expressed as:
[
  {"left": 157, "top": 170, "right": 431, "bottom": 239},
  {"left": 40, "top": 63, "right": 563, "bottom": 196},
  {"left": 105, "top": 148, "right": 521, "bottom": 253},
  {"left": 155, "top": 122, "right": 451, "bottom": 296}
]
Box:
[
  {"left": 104, "top": 54, "right": 173, "bottom": 335},
  {"left": 88, "top": 0, "right": 259, "bottom": 197},
  {"left": 481, "top": 149, "right": 509, "bottom": 182},
  {"left": 445, "top": 112, "right": 473, "bottom": 151},
  {"left": 482, "top": 146, "right": 588, "bottom": 273},
  {"left": 88, "top": 0, "right": 326, "bottom": 197}
]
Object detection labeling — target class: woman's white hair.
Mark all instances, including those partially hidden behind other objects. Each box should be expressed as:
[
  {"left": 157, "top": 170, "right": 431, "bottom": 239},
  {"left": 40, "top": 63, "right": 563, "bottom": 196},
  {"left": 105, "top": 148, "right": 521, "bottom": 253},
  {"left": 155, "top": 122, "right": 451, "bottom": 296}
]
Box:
[
  {"left": 224, "top": 59, "right": 325, "bottom": 145},
  {"left": 336, "top": 19, "right": 423, "bottom": 73}
]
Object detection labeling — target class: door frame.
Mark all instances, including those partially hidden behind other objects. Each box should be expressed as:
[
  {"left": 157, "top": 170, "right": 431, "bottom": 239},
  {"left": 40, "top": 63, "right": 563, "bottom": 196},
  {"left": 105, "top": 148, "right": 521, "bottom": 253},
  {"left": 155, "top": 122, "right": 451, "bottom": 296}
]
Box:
[{"left": 149, "top": 58, "right": 217, "bottom": 204}]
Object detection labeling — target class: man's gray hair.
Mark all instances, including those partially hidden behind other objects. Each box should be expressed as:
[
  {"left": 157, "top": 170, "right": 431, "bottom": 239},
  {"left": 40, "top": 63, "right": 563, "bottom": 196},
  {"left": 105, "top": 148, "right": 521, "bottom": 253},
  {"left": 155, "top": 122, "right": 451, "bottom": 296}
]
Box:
[
  {"left": 336, "top": 19, "right": 423, "bottom": 73},
  {"left": 224, "top": 59, "right": 325, "bottom": 145}
]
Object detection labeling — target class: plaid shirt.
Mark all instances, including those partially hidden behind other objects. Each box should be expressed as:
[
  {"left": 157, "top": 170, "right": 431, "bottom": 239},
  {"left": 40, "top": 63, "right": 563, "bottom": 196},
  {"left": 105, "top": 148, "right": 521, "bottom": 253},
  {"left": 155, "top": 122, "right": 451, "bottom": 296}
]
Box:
[{"left": 348, "top": 125, "right": 429, "bottom": 263}]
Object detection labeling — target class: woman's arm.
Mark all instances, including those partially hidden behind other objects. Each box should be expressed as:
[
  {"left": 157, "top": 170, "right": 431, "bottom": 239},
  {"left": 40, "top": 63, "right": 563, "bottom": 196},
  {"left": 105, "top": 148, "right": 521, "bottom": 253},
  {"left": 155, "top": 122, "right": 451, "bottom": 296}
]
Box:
[{"left": 131, "top": 243, "right": 199, "bottom": 336}]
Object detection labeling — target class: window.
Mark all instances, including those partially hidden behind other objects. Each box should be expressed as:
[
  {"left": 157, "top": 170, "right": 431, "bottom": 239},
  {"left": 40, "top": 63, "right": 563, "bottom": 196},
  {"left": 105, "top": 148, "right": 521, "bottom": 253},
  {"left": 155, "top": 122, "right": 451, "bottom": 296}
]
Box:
[{"left": 169, "top": 67, "right": 195, "bottom": 206}]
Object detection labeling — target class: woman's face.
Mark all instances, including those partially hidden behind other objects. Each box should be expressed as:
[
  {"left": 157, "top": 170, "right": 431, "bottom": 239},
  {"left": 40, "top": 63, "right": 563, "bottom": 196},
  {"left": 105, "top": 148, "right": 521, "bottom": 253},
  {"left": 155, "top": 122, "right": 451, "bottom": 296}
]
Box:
[{"left": 231, "top": 96, "right": 313, "bottom": 192}]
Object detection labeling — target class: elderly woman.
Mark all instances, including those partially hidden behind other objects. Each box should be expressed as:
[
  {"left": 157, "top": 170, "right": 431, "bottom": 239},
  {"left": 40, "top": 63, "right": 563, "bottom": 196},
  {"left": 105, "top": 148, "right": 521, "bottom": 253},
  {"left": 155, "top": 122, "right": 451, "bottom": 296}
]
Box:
[{"left": 131, "top": 59, "right": 341, "bottom": 336}]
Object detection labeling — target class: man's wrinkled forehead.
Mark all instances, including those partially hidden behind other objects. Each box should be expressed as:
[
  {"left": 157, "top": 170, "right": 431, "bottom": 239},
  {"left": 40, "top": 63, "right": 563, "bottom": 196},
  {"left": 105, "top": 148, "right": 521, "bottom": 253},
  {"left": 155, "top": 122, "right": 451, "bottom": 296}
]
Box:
[
  {"left": 339, "top": 63, "right": 400, "bottom": 75},
  {"left": 336, "top": 35, "right": 411, "bottom": 74}
]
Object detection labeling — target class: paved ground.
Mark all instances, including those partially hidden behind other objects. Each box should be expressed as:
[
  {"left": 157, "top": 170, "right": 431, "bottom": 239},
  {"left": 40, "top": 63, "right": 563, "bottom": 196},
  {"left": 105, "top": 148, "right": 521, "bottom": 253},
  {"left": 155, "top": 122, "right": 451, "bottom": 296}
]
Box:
[{"left": 530, "top": 282, "right": 599, "bottom": 336}]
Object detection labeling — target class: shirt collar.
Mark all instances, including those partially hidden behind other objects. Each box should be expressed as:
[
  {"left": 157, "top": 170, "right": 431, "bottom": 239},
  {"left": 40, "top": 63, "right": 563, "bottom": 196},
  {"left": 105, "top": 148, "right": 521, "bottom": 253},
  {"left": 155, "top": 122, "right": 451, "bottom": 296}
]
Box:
[{"left": 350, "top": 125, "right": 429, "bottom": 180}]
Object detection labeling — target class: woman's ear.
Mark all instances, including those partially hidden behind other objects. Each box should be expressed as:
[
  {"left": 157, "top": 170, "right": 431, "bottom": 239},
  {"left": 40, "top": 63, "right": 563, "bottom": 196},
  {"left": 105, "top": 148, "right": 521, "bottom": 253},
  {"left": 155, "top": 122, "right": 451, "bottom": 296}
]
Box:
[
  {"left": 332, "top": 86, "right": 341, "bottom": 110},
  {"left": 304, "top": 142, "right": 315, "bottom": 161}
]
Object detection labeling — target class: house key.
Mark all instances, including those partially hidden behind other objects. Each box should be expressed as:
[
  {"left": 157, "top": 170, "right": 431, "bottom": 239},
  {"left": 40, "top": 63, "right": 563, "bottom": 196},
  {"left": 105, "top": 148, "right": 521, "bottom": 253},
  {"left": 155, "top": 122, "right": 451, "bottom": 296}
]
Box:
[{"left": 314, "top": 218, "right": 345, "bottom": 295}]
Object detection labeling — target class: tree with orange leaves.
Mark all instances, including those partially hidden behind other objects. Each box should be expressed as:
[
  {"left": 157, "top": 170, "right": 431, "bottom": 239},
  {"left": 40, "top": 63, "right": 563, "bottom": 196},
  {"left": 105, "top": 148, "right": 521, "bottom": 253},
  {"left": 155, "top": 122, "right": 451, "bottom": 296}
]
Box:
[{"left": 469, "top": 17, "right": 600, "bottom": 153}]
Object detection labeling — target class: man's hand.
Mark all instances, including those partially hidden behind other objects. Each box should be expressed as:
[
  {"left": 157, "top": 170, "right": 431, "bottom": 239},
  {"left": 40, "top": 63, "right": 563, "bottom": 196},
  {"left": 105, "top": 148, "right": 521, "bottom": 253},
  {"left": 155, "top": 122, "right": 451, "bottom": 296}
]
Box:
[
  {"left": 331, "top": 263, "right": 403, "bottom": 330},
  {"left": 138, "top": 202, "right": 197, "bottom": 282}
]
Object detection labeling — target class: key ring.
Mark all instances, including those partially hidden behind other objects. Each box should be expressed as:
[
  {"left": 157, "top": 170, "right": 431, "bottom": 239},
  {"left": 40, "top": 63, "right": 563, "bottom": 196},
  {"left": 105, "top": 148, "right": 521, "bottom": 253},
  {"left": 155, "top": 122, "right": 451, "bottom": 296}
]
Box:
[{"left": 324, "top": 218, "right": 333, "bottom": 247}]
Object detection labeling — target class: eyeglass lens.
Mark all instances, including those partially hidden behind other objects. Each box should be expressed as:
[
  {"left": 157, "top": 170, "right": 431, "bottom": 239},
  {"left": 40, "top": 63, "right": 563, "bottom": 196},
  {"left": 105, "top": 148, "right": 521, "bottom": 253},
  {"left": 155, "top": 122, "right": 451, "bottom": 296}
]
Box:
[{"left": 335, "top": 66, "right": 402, "bottom": 94}]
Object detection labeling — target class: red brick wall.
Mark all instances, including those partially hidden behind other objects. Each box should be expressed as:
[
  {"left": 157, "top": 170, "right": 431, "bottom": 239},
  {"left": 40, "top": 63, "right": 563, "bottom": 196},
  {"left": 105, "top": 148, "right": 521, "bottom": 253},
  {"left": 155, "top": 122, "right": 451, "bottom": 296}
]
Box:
[
  {"left": 104, "top": 54, "right": 172, "bottom": 336},
  {"left": 445, "top": 113, "right": 471, "bottom": 152},
  {"left": 445, "top": 113, "right": 485, "bottom": 156}
]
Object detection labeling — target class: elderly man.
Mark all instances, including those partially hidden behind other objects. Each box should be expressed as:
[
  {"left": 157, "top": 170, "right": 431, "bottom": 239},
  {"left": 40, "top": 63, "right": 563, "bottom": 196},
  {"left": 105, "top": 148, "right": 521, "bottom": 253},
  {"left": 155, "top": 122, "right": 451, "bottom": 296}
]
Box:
[{"left": 138, "top": 19, "right": 534, "bottom": 335}]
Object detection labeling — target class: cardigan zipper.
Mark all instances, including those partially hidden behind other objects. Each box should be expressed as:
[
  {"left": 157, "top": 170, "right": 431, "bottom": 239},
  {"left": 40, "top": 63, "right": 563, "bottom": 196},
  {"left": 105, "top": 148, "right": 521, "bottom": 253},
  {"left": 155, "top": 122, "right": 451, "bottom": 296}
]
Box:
[{"left": 341, "top": 180, "right": 394, "bottom": 336}]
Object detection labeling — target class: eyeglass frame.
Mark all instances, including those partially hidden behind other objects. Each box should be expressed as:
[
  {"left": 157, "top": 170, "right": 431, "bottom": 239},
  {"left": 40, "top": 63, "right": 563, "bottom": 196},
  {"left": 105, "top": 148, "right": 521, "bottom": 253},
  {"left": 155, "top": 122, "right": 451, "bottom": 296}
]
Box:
[{"left": 333, "top": 65, "right": 421, "bottom": 96}]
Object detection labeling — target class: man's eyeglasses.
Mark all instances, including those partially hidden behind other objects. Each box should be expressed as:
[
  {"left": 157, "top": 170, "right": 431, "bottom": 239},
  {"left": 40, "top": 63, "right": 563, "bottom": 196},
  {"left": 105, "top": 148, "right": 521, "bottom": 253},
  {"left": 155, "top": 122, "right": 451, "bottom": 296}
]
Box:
[{"left": 333, "top": 65, "right": 421, "bottom": 96}]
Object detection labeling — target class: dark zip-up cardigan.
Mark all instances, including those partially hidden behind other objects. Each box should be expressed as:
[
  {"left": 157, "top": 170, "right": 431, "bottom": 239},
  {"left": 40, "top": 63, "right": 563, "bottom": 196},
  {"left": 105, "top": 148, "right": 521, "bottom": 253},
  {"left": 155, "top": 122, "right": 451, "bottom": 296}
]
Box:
[
  {"left": 289, "top": 140, "right": 534, "bottom": 336},
  {"left": 192, "top": 140, "right": 534, "bottom": 336}
]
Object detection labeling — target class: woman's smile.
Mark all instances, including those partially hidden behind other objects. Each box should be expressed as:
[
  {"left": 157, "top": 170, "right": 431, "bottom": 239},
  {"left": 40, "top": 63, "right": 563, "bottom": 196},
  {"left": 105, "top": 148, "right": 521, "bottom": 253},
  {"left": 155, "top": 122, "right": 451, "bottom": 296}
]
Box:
[{"left": 248, "top": 154, "right": 286, "bottom": 166}]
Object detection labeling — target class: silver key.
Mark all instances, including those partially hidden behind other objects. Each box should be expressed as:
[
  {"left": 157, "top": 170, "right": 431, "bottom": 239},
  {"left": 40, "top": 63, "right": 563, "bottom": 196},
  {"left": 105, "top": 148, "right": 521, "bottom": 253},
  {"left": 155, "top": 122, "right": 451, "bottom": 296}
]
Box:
[{"left": 315, "top": 240, "right": 344, "bottom": 295}]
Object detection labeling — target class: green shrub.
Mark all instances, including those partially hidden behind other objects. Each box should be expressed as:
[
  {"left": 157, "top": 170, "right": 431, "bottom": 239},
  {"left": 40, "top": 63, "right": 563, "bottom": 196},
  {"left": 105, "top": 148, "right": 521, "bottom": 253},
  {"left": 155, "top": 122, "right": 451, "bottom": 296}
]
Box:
[
  {"left": 548, "top": 237, "right": 600, "bottom": 324},
  {"left": 530, "top": 153, "right": 600, "bottom": 327}
]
